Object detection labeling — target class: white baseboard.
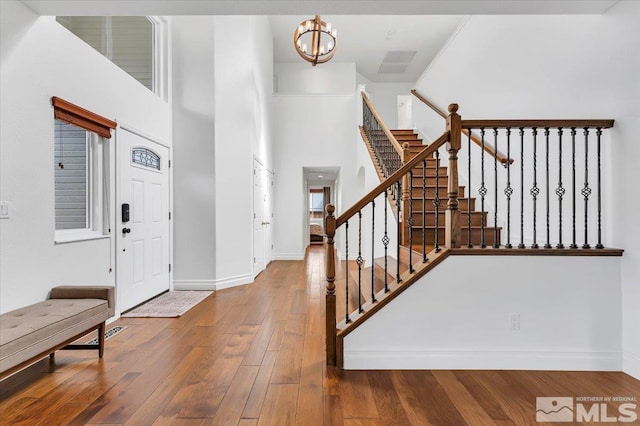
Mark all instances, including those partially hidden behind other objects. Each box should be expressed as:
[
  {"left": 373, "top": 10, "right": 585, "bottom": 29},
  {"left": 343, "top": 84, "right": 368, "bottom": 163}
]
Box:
[
  {"left": 273, "top": 253, "right": 304, "bottom": 260},
  {"left": 173, "top": 274, "right": 253, "bottom": 291},
  {"left": 623, "top": 352, "right": 640, "bottom": 380},
  {"left": 343, "top": 349, "right": 622, "bottom": 371}
]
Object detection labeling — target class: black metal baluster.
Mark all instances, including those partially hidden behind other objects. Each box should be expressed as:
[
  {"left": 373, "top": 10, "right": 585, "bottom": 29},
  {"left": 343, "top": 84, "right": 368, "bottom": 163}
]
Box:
[
  {"left": 383, "top": 191, "right": 390, "bottom": 293},
  {"left": 582, "top": 128, "right": 591, "bottom": 249},
  {"left": 479, "top": 128, "right": 487, "bottom": 248},
  {"left": 544, "top": 128, "right": 551, "bottom": 248},
  {"left": 467, "top": 130, "right": 473, "bottom": 248},
  {"left": 493, "top": 128, "right": 499, "bottom": 248},
  {"left": 371, "top": 200, "right": 376, "bottom": 302},
  {"left": 504, "top": 128, "right": 513, "bottom": 248},
  {"left": 596, "top": 128, "right": 604, "bottom": 249},
  {"left": 531, "top": 128, "right": 539, "bottom": 249},
  {"left": 408, "top": 171, "right": 414, "bottom": 273},
  {"left": 345, "top": 220, "right": 350, "bottom": 323},
  {"left": 570, "top": 128, "right": 578, "bottom": 249},
  {"left": 556, "top": 128, "right": 565, "bottom": 249},
  {"left": 356, "top": 211, "right": 363, "bottom": 313},
  {"left": 422, "top": 159, "right": 427, "bottom": 262},
  {"left": 396, "top": 181, "right": 402, "bottom": 283},
  {"left": 434, "top": 150, "right": 441, "bottom": 253},
  {"left": 518, "top": 128, "right": 525, "bottom": 249}
]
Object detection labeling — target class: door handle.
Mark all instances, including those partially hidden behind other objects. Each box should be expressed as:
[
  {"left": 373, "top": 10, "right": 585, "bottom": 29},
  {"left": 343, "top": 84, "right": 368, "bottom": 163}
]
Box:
[{"left": 122, "top": 227, "right": 131, "bottom": 234}]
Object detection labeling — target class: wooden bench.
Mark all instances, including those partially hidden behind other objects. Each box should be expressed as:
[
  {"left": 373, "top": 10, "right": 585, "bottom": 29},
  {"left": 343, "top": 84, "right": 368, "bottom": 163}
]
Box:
[{"left": 0, "top": 286, "right": 115, "bottom": 380}]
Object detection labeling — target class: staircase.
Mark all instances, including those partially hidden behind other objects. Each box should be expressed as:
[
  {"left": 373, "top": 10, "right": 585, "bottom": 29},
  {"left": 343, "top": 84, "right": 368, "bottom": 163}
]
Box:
[{"left": 324, "top": 91, "right": 619, "bottom": 368}]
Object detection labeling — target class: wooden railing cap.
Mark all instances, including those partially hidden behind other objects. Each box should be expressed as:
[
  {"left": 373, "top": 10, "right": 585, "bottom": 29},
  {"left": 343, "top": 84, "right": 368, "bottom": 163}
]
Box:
[{"left": 448, "top": 103, "right": 459, "bottom": 114}]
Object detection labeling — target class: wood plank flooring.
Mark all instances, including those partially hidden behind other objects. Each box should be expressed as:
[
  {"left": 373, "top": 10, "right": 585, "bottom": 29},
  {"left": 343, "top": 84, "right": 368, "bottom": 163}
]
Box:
[{"left": 1, "top": 245, "right": 639, "bottom": 425}]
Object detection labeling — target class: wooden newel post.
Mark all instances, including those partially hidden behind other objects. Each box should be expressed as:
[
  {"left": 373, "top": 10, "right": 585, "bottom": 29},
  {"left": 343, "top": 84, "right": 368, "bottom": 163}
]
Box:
[
  {"left": 324, "top": 204, "right": 337, "bottom": 366},
  {"left": 445, "top": 104, "right": 461, "bottom": 248},
  {"left": 401, "top": 142, "right": 411, "bottom": 245}
]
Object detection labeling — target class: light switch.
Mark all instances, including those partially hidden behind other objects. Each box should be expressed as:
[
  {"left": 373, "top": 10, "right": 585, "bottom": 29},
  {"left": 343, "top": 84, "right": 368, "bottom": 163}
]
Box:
[{"left": 0, "top": 201, "right": 11, "bottom": 219}]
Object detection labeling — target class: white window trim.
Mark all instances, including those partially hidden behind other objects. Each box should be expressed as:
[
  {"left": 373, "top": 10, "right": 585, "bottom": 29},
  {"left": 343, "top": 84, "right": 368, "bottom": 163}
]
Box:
[
  {"left": 55, "top": 132, "right": 110, "bottom": 244},
  {"left": 148, "top": 16, "right": 169, "bottom": 101}
]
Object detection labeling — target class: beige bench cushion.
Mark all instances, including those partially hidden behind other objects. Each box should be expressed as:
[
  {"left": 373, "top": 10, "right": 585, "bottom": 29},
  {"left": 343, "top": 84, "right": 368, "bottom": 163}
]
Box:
[{"left": 0, "top": 299, "right": 109, "bottom": 372}]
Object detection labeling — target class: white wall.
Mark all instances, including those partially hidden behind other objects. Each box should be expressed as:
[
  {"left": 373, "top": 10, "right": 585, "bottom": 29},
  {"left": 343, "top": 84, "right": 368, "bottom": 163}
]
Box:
[
  {"left": 272, "top": 95, "right": 360, "bottom": 259},
  {"left": 274, "top": 62, "right": 356, "bottom": 94},
  {"left": 213, "top": 16, "right": 273, "bottom": 289},
  {"left": 367, "top": 82, "right": 415, "bottom": 130},
  {"left": 344, "top": 255, "right": 622, "bottom": 370},
  {"left": 412, "top": 2, "right": 640, "bottom": 378},
  {"left": 0, "top": 0, "right": 171, "bottom": 313},
  {"left": 171, "top": 17, "right": 216, "bottom": 286}
]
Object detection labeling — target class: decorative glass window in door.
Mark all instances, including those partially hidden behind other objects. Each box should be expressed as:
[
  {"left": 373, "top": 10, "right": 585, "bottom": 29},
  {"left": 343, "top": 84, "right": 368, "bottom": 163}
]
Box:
[{"left": 131, "top": 147, "right": 161, "bottom": 170}]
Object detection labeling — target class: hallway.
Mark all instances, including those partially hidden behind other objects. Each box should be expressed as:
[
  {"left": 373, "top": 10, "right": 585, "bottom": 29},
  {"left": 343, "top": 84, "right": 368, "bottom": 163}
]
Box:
[{"left": 1, "top": 246, "right": 639, "bottom": 425}]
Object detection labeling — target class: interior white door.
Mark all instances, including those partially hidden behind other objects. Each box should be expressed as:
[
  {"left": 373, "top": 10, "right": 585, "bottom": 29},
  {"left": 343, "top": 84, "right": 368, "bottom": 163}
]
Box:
[
  {"left": 264, "top": 171, "right": 274, "bottom": 265},
  {"left": 253, "top": 159, "right": 266, "bottom": 275},
  {"left": 117, "top": 128, "right": 170, "bottom": 311},
  {"left": 397, "top": 95, "right": 412, "bottom": 129}
]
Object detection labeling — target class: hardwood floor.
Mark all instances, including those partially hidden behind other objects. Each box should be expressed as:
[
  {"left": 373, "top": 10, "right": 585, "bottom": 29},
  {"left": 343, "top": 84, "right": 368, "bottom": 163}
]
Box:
[{"left": 1, "top": 245, "right": 639, "bottom": 425}]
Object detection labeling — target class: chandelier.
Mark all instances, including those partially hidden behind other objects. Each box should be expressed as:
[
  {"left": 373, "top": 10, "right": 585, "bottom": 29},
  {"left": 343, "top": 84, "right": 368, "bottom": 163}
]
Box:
[{"left": 293, "top": 15, "right": 337, "bottom": 66}]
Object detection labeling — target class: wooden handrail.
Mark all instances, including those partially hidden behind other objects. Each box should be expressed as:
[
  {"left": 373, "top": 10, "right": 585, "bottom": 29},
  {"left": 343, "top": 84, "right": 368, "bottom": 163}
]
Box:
[
  {"left": 461, "top": 119, "right": 615, "bottom": 129},
  {"left": 362, "top": 92, "right": 404, "bottom": 157},
  {"left": 336, "top": 131, "right": 450, "bottom": 228},
  {"left": 411, "top": 89, "right": 513, "bottom": 165}
]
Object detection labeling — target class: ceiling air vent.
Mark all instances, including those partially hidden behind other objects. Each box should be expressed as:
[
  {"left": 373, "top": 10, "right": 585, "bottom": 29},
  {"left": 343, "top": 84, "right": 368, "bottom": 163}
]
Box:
[{"left": 378, "top": 50, "right": 417, "bottom": 74}]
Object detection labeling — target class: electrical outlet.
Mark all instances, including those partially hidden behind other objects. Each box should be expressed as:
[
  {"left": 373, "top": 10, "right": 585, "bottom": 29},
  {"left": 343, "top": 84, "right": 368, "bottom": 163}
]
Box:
[
  {"left": 509, "top": 313, "right": 520, "bottom": 330},
  {"left": 0, "top": 201, "right": 11, "bottom": 219}
]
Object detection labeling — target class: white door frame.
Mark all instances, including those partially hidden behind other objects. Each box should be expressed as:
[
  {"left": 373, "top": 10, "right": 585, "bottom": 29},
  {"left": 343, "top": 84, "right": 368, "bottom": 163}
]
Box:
[{"left": 115, "top": 122, "right": 172, "bottom": 313}]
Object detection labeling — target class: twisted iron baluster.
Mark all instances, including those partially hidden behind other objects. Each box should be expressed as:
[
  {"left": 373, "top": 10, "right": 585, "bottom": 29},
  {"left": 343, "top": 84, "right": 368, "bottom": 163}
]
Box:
[
  {"left": 345, "top": 220, "right": 350, "bottom": 324},
  {"left": 371, "top": 200, "right": 376, "bottom": 302},
  {"left": 422, "top": 159, "right": 427, "bottom": 262},
  {"left": 570, "top": 128, "right": 578, "bottom": 248},
  {"left": 544, "top": 128, "right": 551, "bottom": 248},
  {"left": 467, "top": 130, "right": 473, "bottom": 248},
  {"left": 582, "top": 128, "right": 591, "bottom": 249},
  {"left": 556, "top": 128, "right": 565, "bottom": 249},
  {"left": 518, "top": 128, "right": 525, "bottom": 249},
  {"left": 408, "top": 170, "right": 414, "bottom": 273},
  {"left": 479, "top": 128, "right": 487, "bottom": 248},
  {"left": 383, "top": 191, "right": 389, "bottom": 293},
  {"left": 504, "top": 128, "right": 513, "bottom": 248},
  {"left": 596, "top": 128, "right": 604, "bottom": 249},
  {"left": 356, "top": 211, "right": 363, "bottom": 313},
  {"left": 396, "top": 181, "right": 402, "bottom": 283},
  {"left": 531, "top": 128, "right": 539, "bottom": 249},
  {"left": 493, "top": 128, "right": 499, "bottom": 248},
  {"left": 434, "top": 150, "right": 441, "bottom": 253}
]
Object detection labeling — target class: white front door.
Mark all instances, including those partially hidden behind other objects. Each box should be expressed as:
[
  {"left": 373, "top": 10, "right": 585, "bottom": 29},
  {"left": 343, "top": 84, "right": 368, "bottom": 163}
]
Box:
[
  {"left": 253, "top": 159, "right": 266, "bottom": 276},
  {"left": 117, "top": 128, "right": 170, "bottom": 311}
]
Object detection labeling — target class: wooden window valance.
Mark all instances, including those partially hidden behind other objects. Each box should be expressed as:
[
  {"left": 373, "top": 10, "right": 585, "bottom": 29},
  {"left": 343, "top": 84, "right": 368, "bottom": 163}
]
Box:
[{"left": 52, "top": 97, "right": 117, "bottom": 139}]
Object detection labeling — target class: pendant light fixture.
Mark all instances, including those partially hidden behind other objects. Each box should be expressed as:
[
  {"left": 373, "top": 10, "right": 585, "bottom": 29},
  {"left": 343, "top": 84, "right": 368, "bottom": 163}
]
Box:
[{"left": 293, "top": 15, "right": 337, "bottom": 66}]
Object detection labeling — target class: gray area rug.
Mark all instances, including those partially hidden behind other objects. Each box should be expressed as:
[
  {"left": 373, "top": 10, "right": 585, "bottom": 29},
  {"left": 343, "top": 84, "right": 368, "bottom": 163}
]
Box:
[{"left": 121, "top": 291, "right": 213, "bottom": 318}]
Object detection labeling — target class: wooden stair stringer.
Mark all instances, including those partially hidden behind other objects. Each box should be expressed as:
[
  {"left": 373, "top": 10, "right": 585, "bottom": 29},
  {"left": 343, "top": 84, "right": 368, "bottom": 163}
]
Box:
[{"left": 334, "top": 248, "right": 451, "bottom": 368}]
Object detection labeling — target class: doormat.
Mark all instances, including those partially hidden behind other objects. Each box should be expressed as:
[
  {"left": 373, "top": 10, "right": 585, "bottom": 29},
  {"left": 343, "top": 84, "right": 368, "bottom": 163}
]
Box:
[
  {"left": 121, "top": 291, "right": 213, "bottom": 318},
  {"left": 86, "top": 326, "right": 127, "bottom": 345}
]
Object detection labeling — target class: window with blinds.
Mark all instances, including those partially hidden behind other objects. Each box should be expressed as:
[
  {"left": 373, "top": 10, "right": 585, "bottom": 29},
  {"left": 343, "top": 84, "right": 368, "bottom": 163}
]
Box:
[
  {"left": 54, "top": 119, "right": 89, "bottom": 230},
  {"left": 56, "top": 16, "right": 154, "bottom": 91}
]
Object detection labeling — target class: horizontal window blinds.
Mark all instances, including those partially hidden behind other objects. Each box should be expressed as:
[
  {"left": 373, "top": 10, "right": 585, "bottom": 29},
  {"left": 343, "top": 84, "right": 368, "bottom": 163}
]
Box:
[
  {"left": 55, "top": 119, "right": 88, "bottom": 230},
  {"left": 57, "top": 16, "right": 154, "bottom": 91}
]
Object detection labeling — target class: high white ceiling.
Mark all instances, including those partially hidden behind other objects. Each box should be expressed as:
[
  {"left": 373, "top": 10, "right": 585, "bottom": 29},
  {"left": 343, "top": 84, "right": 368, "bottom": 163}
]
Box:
[
  {"left": 21, "top": 1, "right": 619, "bottom": 16},
  {"left": 21, "top": 0, "right": 619, "bottom": 83},
  {"left": 270, "top": 15, "right": 463, "bottom": 82}
]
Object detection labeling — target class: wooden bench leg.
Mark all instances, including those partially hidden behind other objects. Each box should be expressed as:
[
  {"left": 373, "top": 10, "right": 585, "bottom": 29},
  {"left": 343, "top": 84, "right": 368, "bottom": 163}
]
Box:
[{"left": 98, "top": 322, "right": 105, "bottom": 358}]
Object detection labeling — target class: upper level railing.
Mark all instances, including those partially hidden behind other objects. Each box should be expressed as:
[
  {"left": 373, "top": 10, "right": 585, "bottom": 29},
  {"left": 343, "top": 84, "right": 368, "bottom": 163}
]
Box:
[
  {"left": 411, "top": 89, "right": 513, "bottom": 165},
  {"left": 325, "top": 99, "right": 618, "bottom": 367},
  {"left": 362, "top": 92, "right": 404, "bottom": 179}
]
